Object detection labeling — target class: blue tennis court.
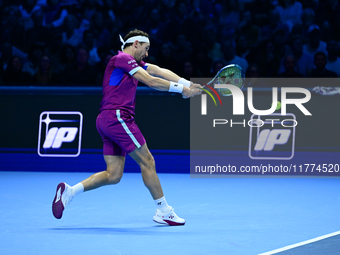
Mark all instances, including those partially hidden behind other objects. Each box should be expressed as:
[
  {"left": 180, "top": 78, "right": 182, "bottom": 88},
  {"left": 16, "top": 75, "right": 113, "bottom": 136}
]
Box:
[
  {"left": 1, "top": 86, "right": 339, "bottom": 254},
  {"left": 1, "top": 170, "right": 339, "bottom": 255}
]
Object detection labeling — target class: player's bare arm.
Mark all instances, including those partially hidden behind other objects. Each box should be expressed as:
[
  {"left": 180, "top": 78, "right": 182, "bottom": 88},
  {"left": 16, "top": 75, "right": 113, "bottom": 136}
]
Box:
[
  {"left": 133, "top": 68, "right": 202, "bottom": 98},
  {"left": 146, "top": 64, "right": 202, "bottom": 93},
  {"left": 146, "top": 64, "right": 181, "bottom": 82}
]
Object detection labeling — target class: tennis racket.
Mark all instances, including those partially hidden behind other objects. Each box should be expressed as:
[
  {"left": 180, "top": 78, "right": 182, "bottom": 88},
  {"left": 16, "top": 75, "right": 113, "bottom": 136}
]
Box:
[{"left": 207, "top": 64, "right": 245, "bottom": 96}]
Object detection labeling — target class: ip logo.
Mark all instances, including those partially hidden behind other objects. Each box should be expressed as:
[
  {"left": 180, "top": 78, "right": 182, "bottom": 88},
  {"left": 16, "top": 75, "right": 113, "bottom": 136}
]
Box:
[
  {"left": 38, "top": 111, "right": 83, "bottom": 157},
  {"left": 249, "top": 113, "right": 295, "bottom": 160}
]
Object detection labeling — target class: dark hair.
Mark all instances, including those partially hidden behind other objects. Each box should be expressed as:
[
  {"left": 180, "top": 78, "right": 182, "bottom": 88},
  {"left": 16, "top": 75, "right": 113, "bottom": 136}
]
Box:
[
  {"left": 6, "top": 56, "right": 22, "bottom": 71},
  {"left": 60, "top": 44, "right": 76, "bottom": 63},
  {"left": 290, "top": 35, "right": 303, "bottom": 45},
  {"left": 77, "top": 45, "right": 90, "bottom": 55},
  {"left": 83, "top": 29, "right": 96, "bottom": 39},
  {"left": 245, "top": 63, "right": 260, "bottom": 77},
  {"left": 314, "top": 51, "right": 326, "bottom": 60},
  {"left": 27, "top": 43, "right": 44, "bottom": 60},
  {"left": 123, "top": 29, "right": 149, "bottom": 50},
  {"left": 47, "top": 0, "right": 58, "bottom": 5},
  {"left": 23, "top": 0, "right": 38, "bottom": 10}
]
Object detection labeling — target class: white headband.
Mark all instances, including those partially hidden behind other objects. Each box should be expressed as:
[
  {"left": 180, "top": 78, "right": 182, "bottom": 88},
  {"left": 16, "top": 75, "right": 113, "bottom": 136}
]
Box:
[{"left": 119, "top": 35, "right": 150, "bottom": 51}]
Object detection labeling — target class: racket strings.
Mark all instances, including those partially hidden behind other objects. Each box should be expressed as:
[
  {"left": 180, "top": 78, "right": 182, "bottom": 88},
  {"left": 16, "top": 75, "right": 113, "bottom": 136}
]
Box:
[
  {"left": 214, "top": 66, "right": 244, "bottom": 96},
  {"left": 216, "top": 67, "right": 243, "bottom": 88}
]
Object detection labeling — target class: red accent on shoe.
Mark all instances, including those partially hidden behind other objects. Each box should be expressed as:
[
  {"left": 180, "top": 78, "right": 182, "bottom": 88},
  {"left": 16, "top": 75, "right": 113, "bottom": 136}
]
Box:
[
  {"left": 163, "top": 220, "right": 186, "bottom": 226},
  {"left": 153, "top": 219, "right": 167, "bottom": 225}
]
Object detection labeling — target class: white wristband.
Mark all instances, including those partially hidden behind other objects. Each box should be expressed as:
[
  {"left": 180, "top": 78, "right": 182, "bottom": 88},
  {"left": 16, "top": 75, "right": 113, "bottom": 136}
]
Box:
[
  {"left": 169, "top": 82, "right": 184, "bottom": 93},
  {"left": 178, "top": 78, "right": 190, "bottom": 88}
]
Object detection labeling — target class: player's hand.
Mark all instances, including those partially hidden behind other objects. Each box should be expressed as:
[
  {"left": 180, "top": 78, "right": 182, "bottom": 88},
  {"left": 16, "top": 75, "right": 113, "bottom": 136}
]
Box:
[{"left": 182, "top": 83, "right": 203, "bottom": 99}]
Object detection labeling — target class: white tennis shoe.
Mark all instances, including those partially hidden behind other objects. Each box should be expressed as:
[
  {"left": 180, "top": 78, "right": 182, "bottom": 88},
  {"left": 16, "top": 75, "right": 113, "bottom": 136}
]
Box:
[
  {"left": 153, "top": 206, "right": 186, "bottom": 226},
  {"left": 52, "top": 182, "right": 73, "bottom": 219}
]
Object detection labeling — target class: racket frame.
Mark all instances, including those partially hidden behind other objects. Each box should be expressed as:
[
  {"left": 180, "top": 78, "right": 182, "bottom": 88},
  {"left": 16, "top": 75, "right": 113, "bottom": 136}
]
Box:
[{"left": 206, "top": 64, "right": 245, "bottom": 96}]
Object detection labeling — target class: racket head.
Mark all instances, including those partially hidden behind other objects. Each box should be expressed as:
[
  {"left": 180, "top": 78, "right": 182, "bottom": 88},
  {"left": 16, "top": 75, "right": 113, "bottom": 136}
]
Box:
[{"left": 208, "top": 64, "right": 245, "bottom": 96}]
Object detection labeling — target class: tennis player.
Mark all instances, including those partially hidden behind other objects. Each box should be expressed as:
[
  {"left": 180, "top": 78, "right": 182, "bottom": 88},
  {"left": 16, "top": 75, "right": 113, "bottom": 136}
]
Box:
[{"left": 52, "top": 29, "right": 202, "bottom": 226}]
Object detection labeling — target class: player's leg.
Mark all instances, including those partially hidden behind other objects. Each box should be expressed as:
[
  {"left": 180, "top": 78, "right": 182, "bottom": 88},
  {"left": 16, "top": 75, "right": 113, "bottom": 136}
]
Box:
[
  {"left": 52, "top": 155, "right": 125, "bottom": 219},
  {"left": 52, "top": 112, "right": 127, "bottom": 219},
  {"left": 129, "top": 143, "right": 186, "bottom": 226},
  {"left": 80, "top": 111, "right": 126, "bottom": 191},
  {"left": 129, "top": 143, "right": 163, "bottom": 199},
  {"left": 81, "top": 155, "right": 125, "bottom": 191}
]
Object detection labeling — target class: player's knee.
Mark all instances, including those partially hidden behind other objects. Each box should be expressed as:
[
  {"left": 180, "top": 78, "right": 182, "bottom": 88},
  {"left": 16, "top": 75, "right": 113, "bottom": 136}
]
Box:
[
  {"left": 149, "top": 154, "right": 155, "bottom": 165},
  {"left": 107, "top": 172, "right": 122, "bottom": 185},
  {"left": 142, "top": 154, "right": 155, "bottom": 168},
  {"left": 140, "top": 157, "right": 156, "bottom": 177}
]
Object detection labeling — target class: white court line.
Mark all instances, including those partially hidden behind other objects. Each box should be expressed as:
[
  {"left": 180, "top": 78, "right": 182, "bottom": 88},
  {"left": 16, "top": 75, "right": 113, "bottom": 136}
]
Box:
[{"left": 258, "top": 230, "right": 340, "bottom": 255}]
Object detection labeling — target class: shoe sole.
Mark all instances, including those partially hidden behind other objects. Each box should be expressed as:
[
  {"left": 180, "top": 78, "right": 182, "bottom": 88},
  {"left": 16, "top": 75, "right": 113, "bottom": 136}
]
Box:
[
  {"left": 153, "top": 219, "right": 167, "bottom": 225},
  {"left": 163, "top": 220, "right": 186, "bottom": 226},
  {"left": 153, "top": 216, "right": 167, "bottom": 224},
  {"left": 153, "top": 217, "right": 185, "bottom": 226},
  {"left": 52, "top": 182, "right": 66, "bottom": 219}
]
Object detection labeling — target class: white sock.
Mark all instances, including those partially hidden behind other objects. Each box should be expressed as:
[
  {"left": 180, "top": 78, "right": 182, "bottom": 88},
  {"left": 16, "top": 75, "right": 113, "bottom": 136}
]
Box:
[
  {"left": 154, "top": 196, "right": 170, "bottom": 213},
  {"left": 71, "top": 183, "right": 84, "bottom": 197}
]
